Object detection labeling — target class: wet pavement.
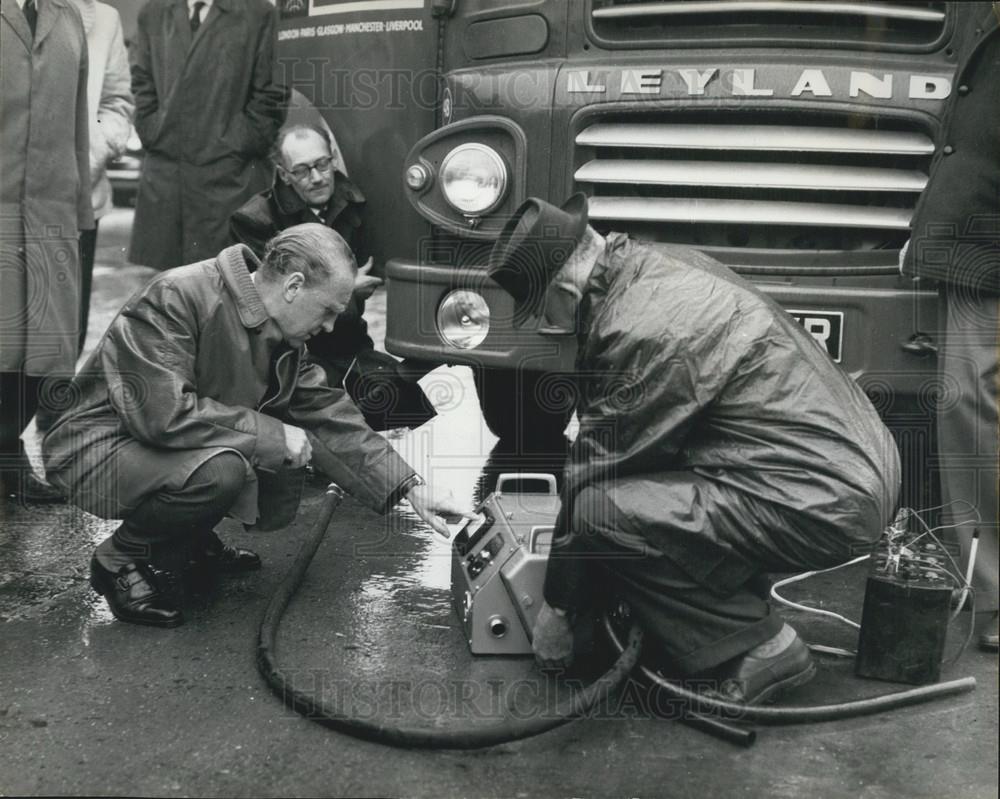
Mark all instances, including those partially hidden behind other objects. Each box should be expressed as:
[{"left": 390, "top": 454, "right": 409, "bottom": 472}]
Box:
[{"left": 1, "top": 210, "right": 997, "bottom": 798}]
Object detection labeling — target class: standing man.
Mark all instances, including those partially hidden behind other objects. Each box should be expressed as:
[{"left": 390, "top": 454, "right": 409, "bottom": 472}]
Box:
[
  {"left": 902, "top": 2, "right": 998, "bottom": 650},
  {"left": 72, "top": 0, "right": 134, "bottom": 353},
  {"left": 489, "top": 195, "right": 900, "bottom": 703},
  {"left": 43, "top": 224, "right": 468, "bottom": 628},
  {"left": 1, "top": 0, "right": 93, "bottom": 501},
  {"left": 128, "top": 0, "right": 287, "bottom": 270}
]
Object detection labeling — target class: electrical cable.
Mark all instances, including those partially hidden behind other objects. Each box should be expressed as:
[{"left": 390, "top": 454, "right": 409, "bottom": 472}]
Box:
[
  {"left": 770, "top": 505, "right": 981, "bottom": 658},
  {"left": 770, "top": 555, "right": 869, "bottom": 631}
]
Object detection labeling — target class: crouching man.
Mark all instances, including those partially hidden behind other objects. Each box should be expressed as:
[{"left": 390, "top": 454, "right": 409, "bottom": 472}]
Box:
[
  {"left": 42, "top": 224, "right": 467, "bottom": 628},
  {"left": 488, "top": 196, "right": 901, "bottom": 704}
]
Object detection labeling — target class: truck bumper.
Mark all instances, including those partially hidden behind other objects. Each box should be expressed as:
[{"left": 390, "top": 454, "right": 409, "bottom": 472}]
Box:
[{"left": 385, "top": 257, "right": 578, "bottom": 373}]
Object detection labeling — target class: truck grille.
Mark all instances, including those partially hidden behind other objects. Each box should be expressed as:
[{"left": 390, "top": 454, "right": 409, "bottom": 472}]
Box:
[
  {"left": 589, "top": 1, "right": 948, "bottom": 50},
  {"left": 573, "top": 113, "right": 934, "bottom": 262}
]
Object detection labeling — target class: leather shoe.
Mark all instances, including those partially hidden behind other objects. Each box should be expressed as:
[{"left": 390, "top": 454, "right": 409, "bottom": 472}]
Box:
[
  {"left": 191, "top": 531, "right": 261, "bottom": 574},
  {"left": 89, "top": 557, "right": 183, "bottom": 628},
  {"left": 710, "top": 630, "right": 816, "bottom": 705},
  {"left": 980, "top": 613, "right": 999, "bottom": 653}
]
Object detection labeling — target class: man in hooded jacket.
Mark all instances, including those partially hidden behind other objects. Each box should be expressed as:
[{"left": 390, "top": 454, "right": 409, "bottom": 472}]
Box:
[{"left": 488, "top": 195, "right": 901, "bottom": 704}]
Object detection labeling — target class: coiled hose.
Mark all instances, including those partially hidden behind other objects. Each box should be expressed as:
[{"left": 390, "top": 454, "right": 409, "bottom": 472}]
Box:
[{"left": 257, "top": 484, "right": 651, "bottom": 749}]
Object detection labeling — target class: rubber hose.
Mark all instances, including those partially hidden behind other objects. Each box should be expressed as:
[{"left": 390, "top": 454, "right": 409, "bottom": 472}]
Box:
[
  {"left": 256, "top": 484, "right": 645, "bottom": 749},
  {"left": 602, "top": 613, "right": 976, "bottom": 724}
]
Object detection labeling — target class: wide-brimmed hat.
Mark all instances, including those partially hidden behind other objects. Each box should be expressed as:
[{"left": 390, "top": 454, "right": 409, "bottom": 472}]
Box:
[{"left": 487, "top": 193, "right": 589, "bottom": 327}]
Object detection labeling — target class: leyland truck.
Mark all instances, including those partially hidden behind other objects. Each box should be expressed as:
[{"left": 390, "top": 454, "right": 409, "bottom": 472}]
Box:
[{"left": 277, "top": 0, "right": 970, "bottom": 507}]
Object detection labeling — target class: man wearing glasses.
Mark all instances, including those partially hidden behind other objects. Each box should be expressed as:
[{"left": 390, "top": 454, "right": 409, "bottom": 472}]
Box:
[{"left": 230, "top": 122, "right": 419, "bottom": 427}]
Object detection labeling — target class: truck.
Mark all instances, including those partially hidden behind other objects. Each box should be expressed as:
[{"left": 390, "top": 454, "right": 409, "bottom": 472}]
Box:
[{"left": 276, "top": 0, "right": 969, "bottom": 508}]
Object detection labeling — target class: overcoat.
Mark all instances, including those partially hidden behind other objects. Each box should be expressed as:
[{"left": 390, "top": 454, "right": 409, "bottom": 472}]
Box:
[
  {"left": 128, "top": 0, "right": 286, "bottom": 269},
  {"left": 42, "top": 245, "right": 415, "bottom": 530},
  {"left": 1, "top": 0, "right": 93, "bottom": 375},
  {"left": 903, "top": 2, "right": 999, "bottom": 295},
  {"left": 75, "top": 0, "right": 133, "bottom": 220}
]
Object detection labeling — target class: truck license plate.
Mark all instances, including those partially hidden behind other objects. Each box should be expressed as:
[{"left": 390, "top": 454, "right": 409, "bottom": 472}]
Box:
[{"left": 786, "top": 310, "right": 844, "bottom": 363}]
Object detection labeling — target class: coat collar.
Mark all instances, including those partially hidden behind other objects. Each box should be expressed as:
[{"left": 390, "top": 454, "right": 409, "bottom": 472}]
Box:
[
  {"left": 171, "top": 0, "right": 232, "bottom": 53},
  {"left": 272, "top": 170, "right": 366, "bottom": 223},
  {"left": 216, "top": 245, "right": 271, "bottom": 329},
  {"left": 1, "top": 0, "right": 32, "bottom": 50},
  {"left": 35, "top": 0, "right": 72, "bottom": 47},
  {"left": 2, "top": 0, "right": 73, "bottom": 50}
]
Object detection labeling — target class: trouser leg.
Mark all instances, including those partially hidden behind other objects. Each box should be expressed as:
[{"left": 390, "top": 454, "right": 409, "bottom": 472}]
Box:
[
  {"left": 544, "top": 484, "right": 782, "bottom": 674},
  {"left": 95, "top": 452, "right": 247, "bottom": 572},
  {"left": 937, "top": 287, "right": 999, "bottom": 611},
  {"left": 0, "top": 371, "right": 42, "bottom": 466},
  {"left": 78, "top": 222, "right": 98, "bottom": 355}
]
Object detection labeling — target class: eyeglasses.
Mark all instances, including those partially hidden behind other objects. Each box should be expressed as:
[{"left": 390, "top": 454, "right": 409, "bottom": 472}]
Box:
[{"left": 285, "top": 156, "right": 334, "bottom": 181}]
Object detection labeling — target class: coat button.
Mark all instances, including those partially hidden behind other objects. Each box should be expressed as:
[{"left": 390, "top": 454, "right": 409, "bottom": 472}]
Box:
[
  {"left": 943, "top": 144, "right": 955, "bottom": 155},
  {"left": 958, "top": 84, "right": 970, "bottom": 96}
]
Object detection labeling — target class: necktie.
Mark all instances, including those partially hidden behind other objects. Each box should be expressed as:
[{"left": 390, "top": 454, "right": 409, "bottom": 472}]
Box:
[
  {"left": 23, "top": 0, "right": 37, "bottom": 36},
  {"left": 190, "top": 1, "right": 205, "bottom": 34}
]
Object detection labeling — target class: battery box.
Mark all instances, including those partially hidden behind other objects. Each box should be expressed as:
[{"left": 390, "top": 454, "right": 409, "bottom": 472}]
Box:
[
  {"left": 451, "top": 474, "right": 560, "bottom": 655},
  {"left": 855, "top": 511, "right": 955, "bottom": 685}
]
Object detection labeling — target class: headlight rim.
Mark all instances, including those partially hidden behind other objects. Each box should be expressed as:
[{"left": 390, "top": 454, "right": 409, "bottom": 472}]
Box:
[
  {"left": 436, "top": 289, "right": 491, "bottom": 350},
  {"left": 439, "top": 143, "right": 508, "bottom": 217}
]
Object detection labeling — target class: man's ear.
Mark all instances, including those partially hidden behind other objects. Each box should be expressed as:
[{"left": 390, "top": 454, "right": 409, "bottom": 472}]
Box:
[
  {"left": 277, "top": 165, "right": 292, "bottom": 186},
  {"left": 282, "top": 271, "right": 306, "bottom": 301}
]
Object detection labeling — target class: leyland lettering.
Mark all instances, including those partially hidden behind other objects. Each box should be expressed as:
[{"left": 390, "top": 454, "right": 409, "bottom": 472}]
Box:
[{"left": 566, "top": 68, "right": 951, "bottom": 101}]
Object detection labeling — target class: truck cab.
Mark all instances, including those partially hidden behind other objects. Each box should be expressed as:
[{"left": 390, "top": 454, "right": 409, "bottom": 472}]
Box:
[{"left": 278, "top": 0, "right": 965, "bottom": 508}]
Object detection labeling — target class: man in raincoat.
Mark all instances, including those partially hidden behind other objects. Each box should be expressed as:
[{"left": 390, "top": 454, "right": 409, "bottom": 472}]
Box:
[
  {"left": 43, "top": 224, "right": 467, "bottom": 628},
  {"left": 488, "top": 195, "right": 901, "bottom": 704}
]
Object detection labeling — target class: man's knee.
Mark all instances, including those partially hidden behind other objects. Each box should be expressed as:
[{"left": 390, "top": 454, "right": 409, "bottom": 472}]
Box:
[{"left": 186, "top": 451, "right": 247, "bottom": 503}]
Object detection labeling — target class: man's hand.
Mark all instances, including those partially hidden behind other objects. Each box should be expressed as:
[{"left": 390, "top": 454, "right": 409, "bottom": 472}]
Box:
[
  {"left": 281, "top": 423, "right": 312, "bottom": 469},
  {"left": 354, "top": 257, "right": 383, "bottom": 301},
  {"left": 532, "top": 601, "right": 575, "bottom": 670},
  {"left": 405, "top": 481, "right": 474, "bottom": 538}
]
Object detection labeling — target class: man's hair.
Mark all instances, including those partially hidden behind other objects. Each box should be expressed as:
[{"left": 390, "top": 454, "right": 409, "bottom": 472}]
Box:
[
  {"left": 269, "top": 121, "right": 334, "bottom": 168},
  {"left": 260, "top": 224, "right": 356, "bottom": 287}
]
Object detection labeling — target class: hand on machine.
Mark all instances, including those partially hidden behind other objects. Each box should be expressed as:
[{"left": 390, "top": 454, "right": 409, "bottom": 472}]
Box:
[{"left": 405, "top": 480, "right": 475, "bottom": 539}]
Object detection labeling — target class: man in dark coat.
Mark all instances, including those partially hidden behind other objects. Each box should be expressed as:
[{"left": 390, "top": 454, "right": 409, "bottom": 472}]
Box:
[
  {"left": 488, "top": 195, "right": 901, "bottom": 704},
  {"left": 1, "top": 0, "right": 93, "bottom": 501},
  {"left": 230, "top": 121, "right": 436, "bottom": 433},
  {"left": 43, "top": 224, "right": 467, "bottom": 628},
  {"left": 230, "top": 121, "right": 377, "bottom": 387},
  {"left": 902, "top": 2, "right": 998, "bottom": 650},
  {"left": 128, "top": 0, "right": 286, "bottom": 269}
]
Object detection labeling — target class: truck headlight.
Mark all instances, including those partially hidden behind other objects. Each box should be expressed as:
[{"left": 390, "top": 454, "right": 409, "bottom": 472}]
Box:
[
  {"left": 439, "top": 144, "right": 507, "bottom": 216},
  {"left": 437, "top": 290, "right": 490, "bottom": 349}
]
